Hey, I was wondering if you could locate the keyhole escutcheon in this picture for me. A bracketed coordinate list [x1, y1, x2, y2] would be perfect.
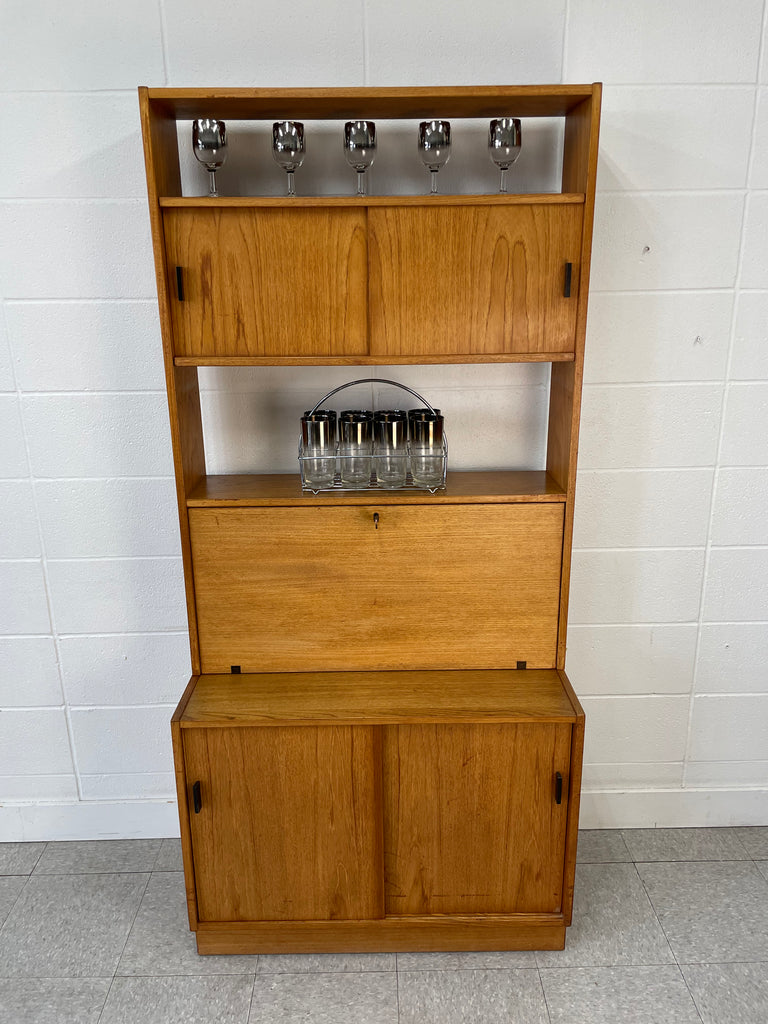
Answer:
[373, 512, 379, 530]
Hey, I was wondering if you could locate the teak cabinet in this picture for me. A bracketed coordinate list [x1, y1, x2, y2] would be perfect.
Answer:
[140, 84, 601, 954]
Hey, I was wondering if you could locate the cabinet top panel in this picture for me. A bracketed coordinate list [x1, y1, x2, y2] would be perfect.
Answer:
[180, 669, 579, 727]
[141, 84, 599, 121]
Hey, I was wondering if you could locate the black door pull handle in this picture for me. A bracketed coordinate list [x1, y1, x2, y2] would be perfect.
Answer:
[192, 780, 202, 814]
[555, 772, 563, 805]
[563, 262, 573, 298]
[175, 266, 184, 302]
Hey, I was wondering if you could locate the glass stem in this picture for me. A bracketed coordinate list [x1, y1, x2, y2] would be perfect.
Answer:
[357, 170, 366, 196]
[499, 167, 508, 194]
[207, 169, 218, 198]
[430, 169, 438, 195]
[287, 170, 296, 196]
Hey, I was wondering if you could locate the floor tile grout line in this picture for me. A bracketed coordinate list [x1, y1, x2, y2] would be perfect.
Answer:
[631, 857, 754, 865]
[28, 842, 48, 875]
[395, 959, 401, 1023]
[531, 960, 725, 970]
[110, 872, 152, 984]
[29, 868, 169, 877]
[536, 965, 553, 1024]
[246, 969, 258, 1024]
[95, 974, 117, 1024]
[675, 962, 707, 1024]
[150, 840, 163, 873]
[0, 873, 33, 940]
[634, 861, 682, 973]
[109, 970, 258, 978]
[189, 960, 768, 974]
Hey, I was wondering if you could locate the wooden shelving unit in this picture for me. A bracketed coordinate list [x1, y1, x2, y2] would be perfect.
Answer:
[140, 83, 601, 954]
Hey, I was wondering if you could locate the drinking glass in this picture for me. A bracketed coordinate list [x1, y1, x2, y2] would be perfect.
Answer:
[344, 120, 376, 196]
[192, 119, 227, 197]
[374, 410, 408, 488]
[301, 410, 337, 490]
[488, 117, 521, 194]
[409, 411, 445, 489]
[272, 121, 305, 196]
[339, 410, 373, 488]
[418, 120, 451, 194]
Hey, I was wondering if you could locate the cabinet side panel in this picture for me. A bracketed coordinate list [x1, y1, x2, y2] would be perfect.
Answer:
[171, 675, 200, 931]
[184, 725, 382, 922]
[164, 208, 369, 357]
[552, 89, 600, 667]
[558, 670, 585, 925]
[383, 723, 571, 915]
[369, 205, 582, 357]
[140, 92, 204, 673]
[562, 95, 593, 194]
[173, 366, 204, 672]
[189, 504, 564, 672]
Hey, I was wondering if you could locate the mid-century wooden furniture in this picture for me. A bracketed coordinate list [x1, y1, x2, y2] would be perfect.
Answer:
[139, 84, 601, 954]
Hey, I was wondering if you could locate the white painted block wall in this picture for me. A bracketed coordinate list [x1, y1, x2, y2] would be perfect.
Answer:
[1, 0, 766, 839]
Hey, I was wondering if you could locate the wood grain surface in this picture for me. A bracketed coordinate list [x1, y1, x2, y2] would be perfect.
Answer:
[184, 725, 382, 922]
[555, 86, 601, 667]
[171, 675, 201, 930]
[164, 207, 368, 357]
[185, 470, 566, 507]
[383, 722, 571, 915]
[139, 88, 205, 673]
[369, 204, 582, 356]
[179, 669, 579, 727]
[159, 194, 585, 208]
[188, 503, 564, 672]
[174, 352, 575, 367]
[145, 84, 597, 121]
[195, 915, 566, 954]
[558, 669, 586, 925]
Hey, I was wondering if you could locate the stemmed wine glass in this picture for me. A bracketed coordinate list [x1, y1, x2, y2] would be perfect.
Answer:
[344, 120, 376, 196]
[488, 117, 521, 193]
[272, 121, 305, 196]
[418, 120, 451, 194]
[192, 119, 227, 198]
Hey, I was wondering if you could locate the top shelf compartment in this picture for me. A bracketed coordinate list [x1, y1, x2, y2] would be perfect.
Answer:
[141, 84, 601, 201]
[140, 85, 601, 365]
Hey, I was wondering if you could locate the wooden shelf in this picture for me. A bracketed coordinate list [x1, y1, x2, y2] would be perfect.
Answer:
[145, 84, 597, 121]
[186, 470, 566, 507]
[160, 194, 585, 208]
[180, 669, 579, 728]
[176, 353, 575, 366]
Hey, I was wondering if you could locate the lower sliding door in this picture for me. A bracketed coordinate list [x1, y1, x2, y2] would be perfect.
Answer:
[383, 722, 572, 915]
[184, 725, 383, 922]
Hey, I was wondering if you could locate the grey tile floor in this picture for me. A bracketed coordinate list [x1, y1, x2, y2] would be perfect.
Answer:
[0, 828, 766, 1022]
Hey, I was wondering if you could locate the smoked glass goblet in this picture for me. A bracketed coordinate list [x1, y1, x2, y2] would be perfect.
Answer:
[418, 120, 451, 194]
[192, 119, 227, 197]
[344, 120, 376, 196]
[488, 117, 521, 194]
[272, 121, 305, 196]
